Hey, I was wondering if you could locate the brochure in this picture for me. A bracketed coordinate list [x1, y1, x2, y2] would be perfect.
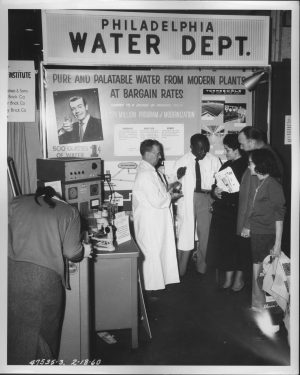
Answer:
[215, 166, 240, 193]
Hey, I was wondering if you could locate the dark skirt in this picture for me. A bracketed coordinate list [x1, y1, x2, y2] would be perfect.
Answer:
[206, 211, 239, 270]
[7, 258, 65, 365]
[206, 211, 252, 272]
[251, 233, 276, 263]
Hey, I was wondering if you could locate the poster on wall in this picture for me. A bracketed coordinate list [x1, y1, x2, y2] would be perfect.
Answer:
[53, 88, 103, 145]
[114, 123, 184, 156]
[200, 86, 249, 158]
[43, 68, 253, 195]
[7, 61, 36, 123]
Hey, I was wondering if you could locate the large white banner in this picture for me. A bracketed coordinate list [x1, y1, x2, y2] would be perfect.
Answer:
[43, 68, 253, 161]
[43, 67, 253, 197]
[42, 10, 269, 66]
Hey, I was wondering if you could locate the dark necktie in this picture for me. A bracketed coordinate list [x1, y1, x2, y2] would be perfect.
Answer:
[195, 157, 202, 192]
[79, 122, 84, 142]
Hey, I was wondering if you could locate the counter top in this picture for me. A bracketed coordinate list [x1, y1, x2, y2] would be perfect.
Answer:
[94, 237, 140, 259]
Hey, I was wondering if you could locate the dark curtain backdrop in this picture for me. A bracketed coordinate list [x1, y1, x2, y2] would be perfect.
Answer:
[7, 109, 43, 202]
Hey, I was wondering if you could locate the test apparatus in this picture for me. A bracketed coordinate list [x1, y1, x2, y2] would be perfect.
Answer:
[36, 157, 105, 363]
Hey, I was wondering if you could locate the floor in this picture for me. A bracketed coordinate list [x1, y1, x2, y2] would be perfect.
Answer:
[91, 259, 290, 369]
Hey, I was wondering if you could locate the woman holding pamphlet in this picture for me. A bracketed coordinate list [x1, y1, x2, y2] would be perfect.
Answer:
[206, 133, 248, 291]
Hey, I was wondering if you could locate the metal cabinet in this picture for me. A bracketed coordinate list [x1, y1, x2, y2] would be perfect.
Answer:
[94, 239, 139, 348]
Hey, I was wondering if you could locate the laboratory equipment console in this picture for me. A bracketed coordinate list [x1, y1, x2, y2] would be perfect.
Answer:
[36, 157, 140, 363]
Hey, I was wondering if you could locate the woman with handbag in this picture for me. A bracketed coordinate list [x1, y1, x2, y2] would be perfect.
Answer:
[247, 148, 286, 311]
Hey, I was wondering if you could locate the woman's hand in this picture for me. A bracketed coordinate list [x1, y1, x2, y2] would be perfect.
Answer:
[270, 244, 281, 258]
[241, 228, 250, 238]
[213, 186, 223, 199]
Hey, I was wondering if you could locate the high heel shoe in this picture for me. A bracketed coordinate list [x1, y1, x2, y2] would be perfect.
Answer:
[217, 282, 232, 291]
[231, 281, 245, 292]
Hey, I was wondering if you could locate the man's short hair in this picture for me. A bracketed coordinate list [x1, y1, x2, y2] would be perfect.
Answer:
[190, 133, 210, 153]
[239, 126, 267, 144]
[140, 139, 161, 156]
[69, 96, 87, 106]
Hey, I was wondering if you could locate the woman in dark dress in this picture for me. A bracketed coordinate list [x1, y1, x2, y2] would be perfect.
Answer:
[206, 133, 248, 291]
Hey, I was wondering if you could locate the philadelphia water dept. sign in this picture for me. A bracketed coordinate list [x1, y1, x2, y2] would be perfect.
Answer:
[42, 10, 269, 66]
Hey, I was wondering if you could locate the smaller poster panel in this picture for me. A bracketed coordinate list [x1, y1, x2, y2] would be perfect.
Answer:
[114, 123, 184, 156]
[52, 88, 103, 145]
[284, 115, 291, 145]
[200, 85, 250, 159]
[201, 97, 225, 122]
[7, 61, 35, 122]
[224, 103, 247, 124]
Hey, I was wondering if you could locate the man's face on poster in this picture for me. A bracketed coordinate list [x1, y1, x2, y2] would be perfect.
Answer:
[70, 97, 88, 122]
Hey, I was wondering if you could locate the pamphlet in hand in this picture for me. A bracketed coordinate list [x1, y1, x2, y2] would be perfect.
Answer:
[215, 166, 240, 193]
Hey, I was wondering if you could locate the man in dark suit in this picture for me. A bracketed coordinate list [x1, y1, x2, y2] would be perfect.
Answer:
[58, 95, 103, 144]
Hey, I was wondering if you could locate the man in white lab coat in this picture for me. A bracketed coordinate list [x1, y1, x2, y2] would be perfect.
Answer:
[174, 134, 221, 277]
[132, 139, 182, 291]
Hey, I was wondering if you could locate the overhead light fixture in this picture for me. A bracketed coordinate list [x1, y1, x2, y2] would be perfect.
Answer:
[25, 28, 34, 32]
[243, 70, 268, 91]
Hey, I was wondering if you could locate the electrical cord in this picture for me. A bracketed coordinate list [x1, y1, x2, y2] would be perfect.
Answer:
[106, 178, 114, 202]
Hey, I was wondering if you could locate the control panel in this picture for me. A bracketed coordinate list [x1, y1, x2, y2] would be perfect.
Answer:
[36, 157, 101, 182]
[63, 180, 101, 212]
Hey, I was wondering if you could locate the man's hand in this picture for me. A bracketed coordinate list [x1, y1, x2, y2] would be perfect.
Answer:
[169, 184, 183, 201]
[62, 116, 74, 132]
[168, 181, 182, 193]
[170, 191, 184, 202]
[177, 166, 187, 179]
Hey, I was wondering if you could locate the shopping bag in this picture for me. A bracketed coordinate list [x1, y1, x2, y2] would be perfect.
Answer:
[261, 252, 290, 312]
[256, 256, 282, 315]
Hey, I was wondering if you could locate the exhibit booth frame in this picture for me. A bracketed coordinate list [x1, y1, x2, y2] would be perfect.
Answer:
[38, 9, 272, 363]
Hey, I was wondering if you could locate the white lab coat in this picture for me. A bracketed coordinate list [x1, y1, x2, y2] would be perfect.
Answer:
[173, 152, 221, 251]
[132, 160, 180, 290]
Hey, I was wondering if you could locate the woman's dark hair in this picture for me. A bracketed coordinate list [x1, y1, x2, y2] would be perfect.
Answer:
[190, 133, 210, 153]
[34, 186, 57, 208]
[223, 133, 240, 150]
[249, 148, 280, 177]
[140, 139, 161, 155]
